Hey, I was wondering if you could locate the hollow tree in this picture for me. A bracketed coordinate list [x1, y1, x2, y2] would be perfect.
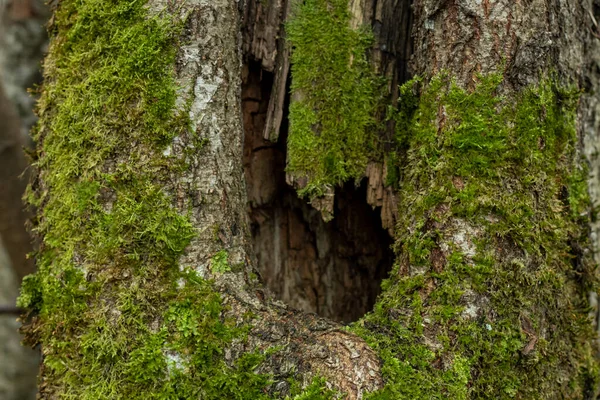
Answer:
[19, 0, 600, 398]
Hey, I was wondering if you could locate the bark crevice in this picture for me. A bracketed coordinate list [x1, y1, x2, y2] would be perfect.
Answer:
[242, 60, 394, 323]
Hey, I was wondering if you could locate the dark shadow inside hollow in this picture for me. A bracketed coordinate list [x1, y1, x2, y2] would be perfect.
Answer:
[242, 60, 394, 323]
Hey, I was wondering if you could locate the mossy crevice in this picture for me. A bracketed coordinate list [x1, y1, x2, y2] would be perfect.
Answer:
[351, 73, 600, 398]
[286, 0, 384, 201]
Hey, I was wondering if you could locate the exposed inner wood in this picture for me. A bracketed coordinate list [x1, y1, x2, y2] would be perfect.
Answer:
[242, 61, 394, 323]
[242, 0, 291, 142]
[240, 0, 414, 323]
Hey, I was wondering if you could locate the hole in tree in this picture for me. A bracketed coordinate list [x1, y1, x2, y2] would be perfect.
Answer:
[242, 60, 394, 323]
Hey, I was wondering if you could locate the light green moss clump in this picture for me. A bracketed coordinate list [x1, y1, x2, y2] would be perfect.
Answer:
[210, 249, 232, 273]
[352, 73, 600, 398]
[286, 0, 383, 199]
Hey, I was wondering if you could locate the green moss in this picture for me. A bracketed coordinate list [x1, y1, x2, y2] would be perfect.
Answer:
[288, 378, 338, 399]
[352, 73, 599, 398]
[286, 0, 384, 199]
[210, 249, 231, 273]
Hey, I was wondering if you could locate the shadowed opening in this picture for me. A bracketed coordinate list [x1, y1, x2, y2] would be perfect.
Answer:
[242, 60, 394, 323]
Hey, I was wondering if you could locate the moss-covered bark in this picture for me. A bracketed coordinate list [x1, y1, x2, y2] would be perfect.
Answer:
[284, 0, 600, 398]
[352, 74, 599, 398]
[20, 0, 600, 398]
[18, 1, 275, 398]
[286, 0, 383, 201]
[19, 0, 381, 398]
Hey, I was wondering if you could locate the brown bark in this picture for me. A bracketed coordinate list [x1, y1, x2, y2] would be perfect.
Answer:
[411, 0, 590, 88]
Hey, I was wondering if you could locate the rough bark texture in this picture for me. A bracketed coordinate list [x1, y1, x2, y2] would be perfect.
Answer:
[20, 0, 600, 399]
[21, 0, 381, 398]
[411, 0, 588, 89]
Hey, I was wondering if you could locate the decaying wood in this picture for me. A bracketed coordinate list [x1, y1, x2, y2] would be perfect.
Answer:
[365, 162, 398, 235]
[242, 56, 394, 325]
[242, 0, 291, 142]
[244, 0, 412, 229]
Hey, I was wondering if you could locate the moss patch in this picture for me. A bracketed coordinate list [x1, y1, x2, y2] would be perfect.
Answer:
[352, 73, 599, 398]
[210, 249, 231, 273]
[286, 0, 384, 199]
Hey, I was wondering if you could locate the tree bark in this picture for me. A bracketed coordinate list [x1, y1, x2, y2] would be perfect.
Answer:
[20, 0, 600, 399]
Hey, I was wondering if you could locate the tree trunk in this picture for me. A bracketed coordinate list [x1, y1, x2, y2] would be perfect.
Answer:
[19, 0, 600, 399]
